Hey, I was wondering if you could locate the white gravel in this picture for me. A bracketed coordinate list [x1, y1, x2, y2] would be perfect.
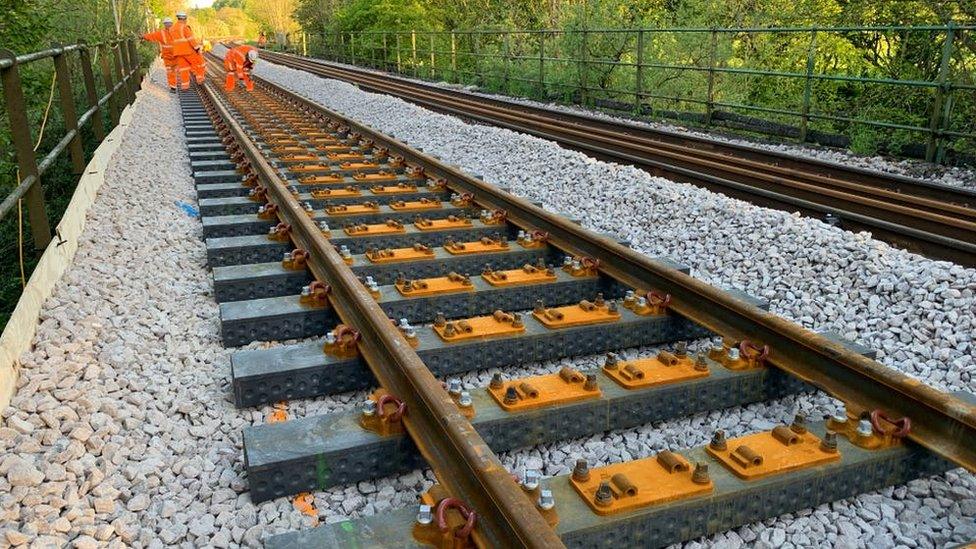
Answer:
[295, 54, 976, 191]
[241, 50, 976, 547]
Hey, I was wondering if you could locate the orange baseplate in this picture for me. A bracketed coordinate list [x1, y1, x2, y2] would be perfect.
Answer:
[310, 187, 362, 198]
[370, 183, 419, 194]
[488, 368, 600, 411]
[481, 263, 558, 287]
[388, 199, 442, 211]
[343, 220, 405, 236]
[326, 203, 380, 215]
[533, 300, 620, 328]
[351, 170, 395, 181]
[433, 311, 524, 342]
[299, 174, 344, 184]
[571, 451, 713, 515]
[603, 351, 709, 389]
[415, 216, 473, 231]
[365, 244, 435, 264]
[706, 426, 840, 480]
[444, 237, 509, 255]
[395, 273, 474, 297]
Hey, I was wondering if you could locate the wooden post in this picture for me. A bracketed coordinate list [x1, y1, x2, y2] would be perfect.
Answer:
[503, 32, 511, 92]
[411, 30, 418, 77]
[98, 43, 120, 125]
[383, 33, 389, 71]
[78, 41, 106, 141]
[52, 43, 86, 174]
[579, 29, 588, 105]
[451, 32, 457, 83]
[429, 34, 435, 79]
[538, 32, 545, 97]
[0, 49, 52, 249]
[396, 33, 402, 73]
[635, 30, 644, 114]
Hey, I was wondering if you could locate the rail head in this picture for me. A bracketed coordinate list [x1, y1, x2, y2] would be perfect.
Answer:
[198, 77, 565, 548]
[247, 75, 976, 474]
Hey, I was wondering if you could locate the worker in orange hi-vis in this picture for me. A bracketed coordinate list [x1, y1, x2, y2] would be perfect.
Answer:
[170, 12, 204, 89]
[142, 17, 177, 92]
[224, 45, 259, 92]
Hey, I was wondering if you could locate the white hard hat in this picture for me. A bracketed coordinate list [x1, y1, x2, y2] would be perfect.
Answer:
[247, 49, 259, 62]
[162, 17, 173, 25]
[176, 12, 187, 19]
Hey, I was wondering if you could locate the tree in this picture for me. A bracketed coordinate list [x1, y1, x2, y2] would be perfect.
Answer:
[247, 0, 299, 41]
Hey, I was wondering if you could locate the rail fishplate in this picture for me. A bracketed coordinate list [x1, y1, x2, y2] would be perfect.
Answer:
[433, 310, 525, 342]
[706, 422, 840, 480]
[343, 219, 406, 236]
[365, 244, 435, 264]
[532, 297, 620, 328]
[310, 187, 362, 199]
[395, 272, 474, 297]
[415, 216, 473, 231]
[481, 262, 557, 287]
[571, 450, 712, 515]
[388, 199, 442, 211]
[326, 202, 380, 215]
[444, 236, 509, 255]
[602, 350, 710, 389]
[487, 367, 600, 411]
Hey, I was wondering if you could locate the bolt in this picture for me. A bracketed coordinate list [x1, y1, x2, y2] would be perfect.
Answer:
[584, 374, 598, 391]
[503, 386, 519, 405]
[434, 312, 447, 328]
[857, 418, 874, 437]
[625, 289, 635, 300]
[538, 489, 555, 510]
[447, 378, 462, 396]
[692, 462, 710, 484]
[512, 313, 524, 328]
[595, 293, 605, 307]
[517, 230, 526, 240]
[416, 504, 433, 525]
[607, 300, 618, 313]
[534, 299, 545, 314]
[694, 353, 709, 372]
[832, 403, 848, 424]
[710, 430, 727, 451]
[563, 256, 573, 266]
[636, 296, 647, 308]
[727, 347, 740, 361]
[604, 352, 619, 369]
[572, 459, 590, 482]
[361, 399, 376, 417]
[300, 285, 311, 297]
[324, 332, 336, 345]
[490, 373, 504, 390]
[571, 260, 582, 271]
[458, 391, 472, 408]
[522, 470, 541, 491]
[791, 413, 807, 434]
[674, 341, 688, 358]
[821, 431, 838, 453]
[711, 342, 724, 354]
[282, 252, 291, 262]
[267, 226, 276, 235]
[595, 481, 614, 507]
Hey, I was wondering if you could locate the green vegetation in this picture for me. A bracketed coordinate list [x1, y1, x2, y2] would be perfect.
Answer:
[292, 0, 976, 163]
[0, 0, 155, 329]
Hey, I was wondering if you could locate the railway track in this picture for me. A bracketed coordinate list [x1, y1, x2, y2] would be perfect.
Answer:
[181, 56, 976, 547]
[254, 48, 976, 268]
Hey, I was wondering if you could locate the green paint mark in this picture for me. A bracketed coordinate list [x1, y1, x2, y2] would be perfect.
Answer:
[316, 454, 332, 490]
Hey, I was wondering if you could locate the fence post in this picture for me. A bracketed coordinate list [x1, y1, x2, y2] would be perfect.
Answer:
[127, 39, 143, 87]
[52, 42, 86, 175]
[705, 29, 717, 126]
[926, 23, 955, 163]
[302, 32, 307, 57]
[78, 41, 106, 142]
[473, 33, 481, 86]
[382, 33, 389, 71]
[635, 29, 644, 114]
[97, 43, 120, 125]
[350, 33, 356, 65]
[0, 49, 52, 249]
[579, 29, 588, 105]
[799, 30, 818, 143]
[396, 33, 402, 73]
[451, 32, 457, 83]
[429, 34, 435, 79]
[538, 32, 545, 97]
[503, 32, 511, 92]
[411, 30, 418, 77]
[115, 42, 133, 105]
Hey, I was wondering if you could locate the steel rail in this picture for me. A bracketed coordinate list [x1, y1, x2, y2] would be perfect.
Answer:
[255, 51, 976, 265]
[198, 75, 564, 548]
[243, 73, 976, 474]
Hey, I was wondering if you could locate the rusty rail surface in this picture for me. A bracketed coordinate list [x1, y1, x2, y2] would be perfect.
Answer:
[255, 49, 976, 267]
[198, 73, 565, 548]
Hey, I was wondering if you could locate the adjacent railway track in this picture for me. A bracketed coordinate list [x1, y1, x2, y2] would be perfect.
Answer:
[254, 49, 976, 267]
[182, 55, 976, 547]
